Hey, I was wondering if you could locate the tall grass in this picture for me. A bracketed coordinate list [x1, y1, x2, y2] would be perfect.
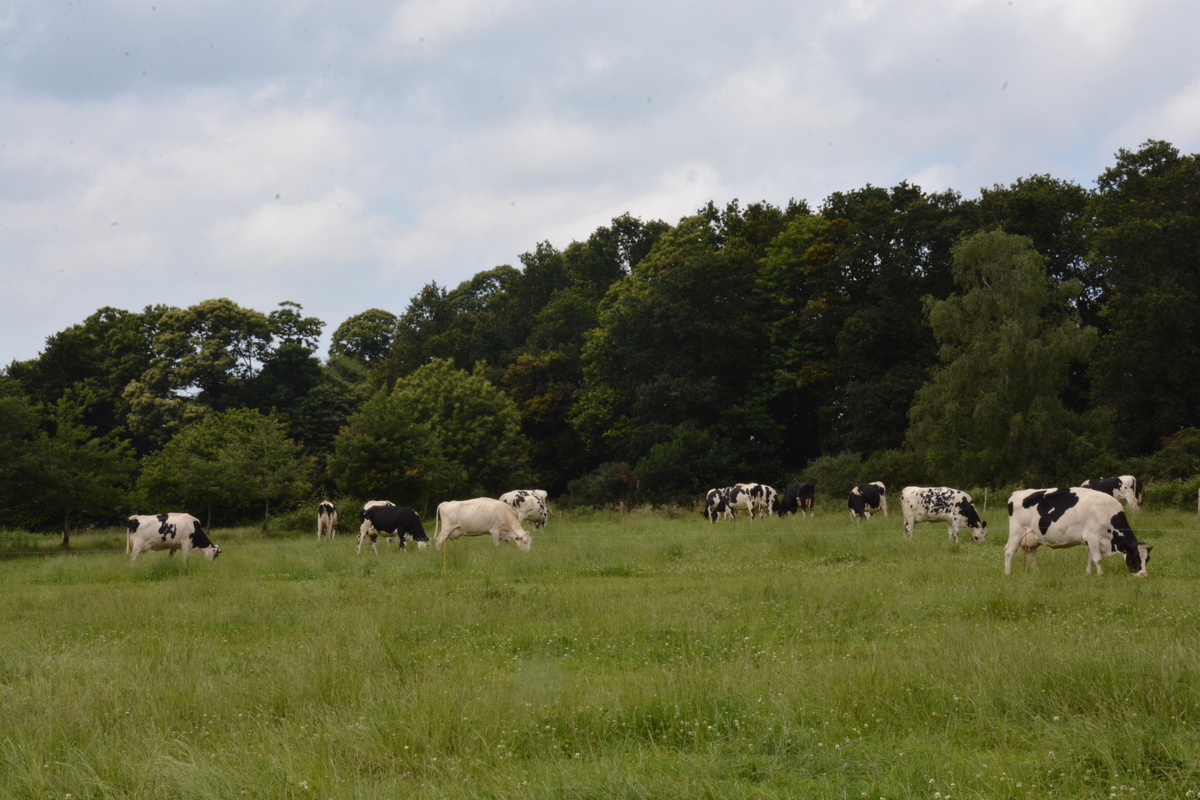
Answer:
[1, 508, 1198, 798]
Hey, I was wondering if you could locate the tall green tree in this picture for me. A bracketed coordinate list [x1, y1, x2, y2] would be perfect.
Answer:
[802, 183, 972, 455]
[906, 230, 1102, 485]
[327, 389, 462, 507]
[138, 408, 312, 528]
[329, 309, 399, 364]
[1088, 140, 1200, 454]
[0, 379, 135, 543]
[392, 359, 532, 496]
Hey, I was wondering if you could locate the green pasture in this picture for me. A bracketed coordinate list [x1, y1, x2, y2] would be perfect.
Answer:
[2, 508, 1199, 799]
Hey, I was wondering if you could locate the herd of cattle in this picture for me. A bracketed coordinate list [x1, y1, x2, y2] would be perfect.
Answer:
[125, 474, 1152, 577]
[702, 474, 1150, 577]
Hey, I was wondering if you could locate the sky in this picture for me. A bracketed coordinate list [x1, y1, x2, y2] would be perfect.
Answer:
[3, 0, 1199, 365]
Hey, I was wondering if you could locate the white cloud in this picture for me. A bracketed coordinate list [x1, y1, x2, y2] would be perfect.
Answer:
[385, 0, 519, 47]
[3, 0, 1200, 363]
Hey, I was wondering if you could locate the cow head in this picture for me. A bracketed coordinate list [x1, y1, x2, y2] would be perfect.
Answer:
[970, 520, 988, 542]
[202, 544, 222, 561]
[513, 528, 532, 551]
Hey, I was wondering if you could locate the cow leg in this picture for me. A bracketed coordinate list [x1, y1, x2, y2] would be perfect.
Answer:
[1003, 536, 1019, 574]
[1086, 540, 1103, 575]
[129, 541, 144, 563]
[903, 518, 914, 539]
[356, 530, 366, 555]
[947, 524, 958, 543]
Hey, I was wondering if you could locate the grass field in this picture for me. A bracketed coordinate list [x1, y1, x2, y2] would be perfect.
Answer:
[2, 507, 1199, 799]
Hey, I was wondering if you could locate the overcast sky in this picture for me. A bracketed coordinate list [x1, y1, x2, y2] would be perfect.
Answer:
[3, 0, 1198, 365]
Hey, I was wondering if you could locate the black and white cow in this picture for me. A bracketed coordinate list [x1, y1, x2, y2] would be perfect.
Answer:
[1079, 475, 1143, 511]
[782, 482, 815, 517]
[126, 513, 221, 563]
[703, 487, 732, 523]
[848, 482, 887, 520]
[725, 483, 763, 519]
[900, 486, 987, 542]
[759, 484, 780, 516]
[1005, 487, 1151, 577]
[498, 489, 549, 530]
[317, 500, 337, 540]
[358, 502, 429, 554]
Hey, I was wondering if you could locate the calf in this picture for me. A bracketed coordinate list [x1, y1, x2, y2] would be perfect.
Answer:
[434, 497, 531, 550]
[848, 482, 887, 520]
[900, 486, 987, 542]
[1005, 487, 1151, 576]
[1079, 475, 1143, 511]
[358, 503, 429, 555]
[498, 489, 549, 530]
[126, 513, 221, 563]
[317, 501, 337, 540]
[782, 482, 815, 517]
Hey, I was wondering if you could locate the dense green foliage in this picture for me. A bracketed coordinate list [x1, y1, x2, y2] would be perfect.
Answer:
[2, 510, 1199, 799]
[4, 140, 1200, 531]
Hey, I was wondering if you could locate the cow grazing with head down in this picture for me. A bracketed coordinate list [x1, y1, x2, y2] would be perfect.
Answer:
[1005, 487, 1151, 577]
[703, 488, 732, 523]
[848, 482, 887, 520]
[126, 513, 221, 563]
[434, 498, 531, 550]
[317, 501, 337, 540]
[358, 503, 429, 555]
[1079, 475, 1144, 511]
[901, 486, 987, 542]
[498, 489, 549, 530]
[782, 482, 815, 517]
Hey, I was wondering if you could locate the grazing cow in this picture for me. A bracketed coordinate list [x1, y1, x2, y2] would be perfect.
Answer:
[900, 486, 987, 542]
[782, 482, 815, 517]
[1079, 475, 1144, 511]
[317, 501, 337, 540]
[126, 513, 221, 563]
[759, 485, 780, 516]
[499, 489, 549, 530]
[703, 487, 732, 523]
[358, 503, 429, 554]
[1005, 487, 1151, 577]
[725, 483, 763, 519]
[434, 498, 531, 550]
[848, 482, 887, 520]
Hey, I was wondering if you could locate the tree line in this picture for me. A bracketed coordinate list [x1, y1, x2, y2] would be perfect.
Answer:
[3, 140, 1199, 539]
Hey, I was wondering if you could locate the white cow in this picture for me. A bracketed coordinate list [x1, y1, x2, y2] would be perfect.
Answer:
[901, 486, 987, 542]
[1005, 487, 1151, 577]
[126, 513, 221, 563]
[317, 501, 337, 540]
[434, 498, 531, 550]
[499, 489, 549, 530]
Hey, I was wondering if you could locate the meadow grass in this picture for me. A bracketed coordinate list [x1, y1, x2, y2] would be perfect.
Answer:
[2, 507, 1199, 799]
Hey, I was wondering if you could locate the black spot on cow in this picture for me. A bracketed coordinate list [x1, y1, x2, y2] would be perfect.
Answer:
[1022, 488, 1080, 534]
[956, 497, 985, 530]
